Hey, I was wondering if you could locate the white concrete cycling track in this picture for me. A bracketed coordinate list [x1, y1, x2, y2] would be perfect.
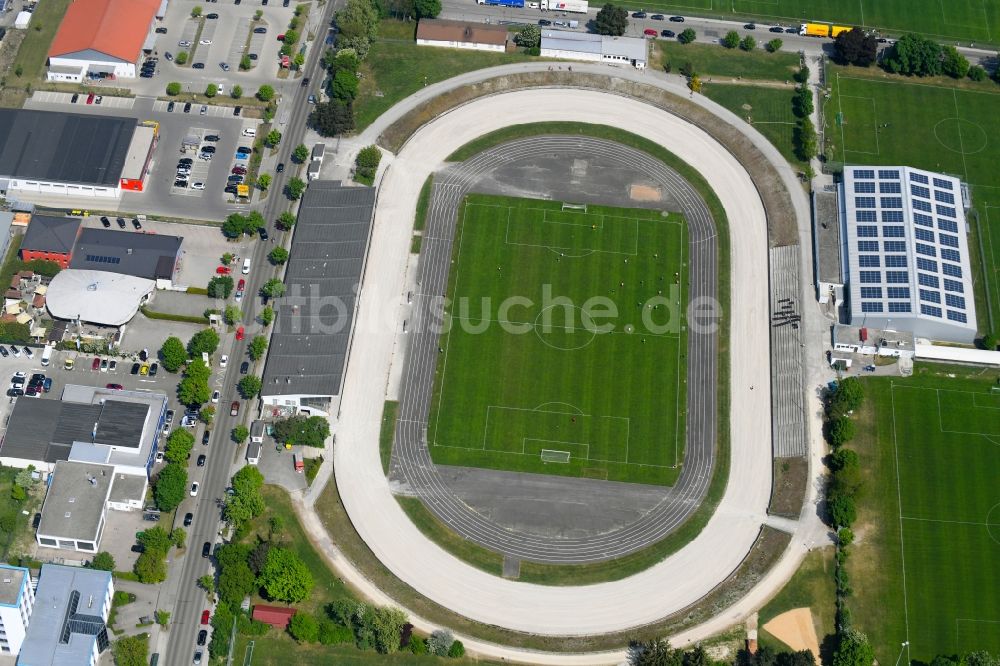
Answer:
[333, 88, 772, 637]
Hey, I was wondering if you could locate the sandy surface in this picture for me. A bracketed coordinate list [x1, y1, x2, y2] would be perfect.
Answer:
[763, 608, 821, 659]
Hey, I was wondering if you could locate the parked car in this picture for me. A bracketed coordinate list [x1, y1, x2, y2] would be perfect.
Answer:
[131, 362, 141, 375]
[193, 62, 205, 69]
[100, 216, 111, 227]
[206, 12, 218, 18]
[174, 179, 189, 188]
[178, 40, 192, 47]
[92, 358, 101, 371]
[632, 11, 646, 18]
[669, 15, 685, 22]
[232, 165, 247, 175]
[86, 93, 95, 104]
[253, 26, 267, 33]
[184, 102, 192, 113]
[643, 28, 657, 36]
[42, 378, 53, 393]
[203, 431, 210, 445]
[149, 363, 158, 376]
[71, 93, 79, 103]
[197, 455, 206, 467]
[230, 401, 240, 416]
[201, 542, 211, 557]
[744, 23, 756, 29]
[211, 390, 220, 404]
[201, 610, 210, 624]
[233, 106, 242, 116]
[769, 26, 784, 33]
[106, 383, 124, 390]
[117, 217, 126, 228]
[190, 482, 199, 497]
[155, 26, 167, 33]
[184, 513, 194, 527]
[240, 361, 250, 375]
[216, 266, 231, 275]
[132, 218, 142, 229]
[651, 14, 664, 20]
[220, 354, 229, 368]
[661, 29, 675, 37]
[10, 346, 20, 358]
[538, 19, 551, 26]
[165, 52, 174, 61]
[197, 630, 208, 646]
[192, 182, 206, 190]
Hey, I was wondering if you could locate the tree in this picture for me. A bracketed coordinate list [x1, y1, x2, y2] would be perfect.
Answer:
[979, 333, 997, 350]
[249, 335, 268, 360]
[191, 5, 202, 17]
[828, 491, 857, 529]
[941, 45, 970, 78]
[232, 424, 250, 444]
[283, 29, 299, 45]
[277, 211, 297, 230]
[178, 359, 212, 406]
[269, 246, 289, 264]
[166, 81, 182, 96]
[793, 65, 810, 83]
[218, 560, 255, 607]
[740, 35, 756, 51]
[170, 527, 186, 549]
[224, 493, 263, 525]
[765, 38, 783, 53]
[13, 465, 36, 489]
[188, 328, 220, 357]
[289, 613, 320, 642]
[331, 69, 359, 102]
[154, 463, 188, 511]
[224, 305, 242, 326]
[260, 307, 275, 327]
[257, 173, 272, 191]
[223, 212, 254, 238]
[10, 486, 25, 502]
[112, 634, 148, 666]
[165, 429, 195, 465]
[829, 447, 862, 494]
[265, 129, 282, 147]
[515, 24, 540, 48]
[261, 278, 286, 300]
[293, 52, 305, 70]
[833, 629, 874, 666]
[793, 117, 818, 161]
[722, 30, 740, 49]
[793, 85, 814, 117]
[200, 406, 215, 425]
[139, 526, 173, 555]
[827, 416, 856, 447]
[293, 144, 309, 163]
[677, 28, 696, 44]
[221, 252, 235, 265]
[205, 83, 217, 98]
[231, 84, 243, 99]
[238, 375, 262, 399]
[311, 101, 355, 137]
[370, 606, 408, 653]
[176, 51, 189, 65]
[198, 574, 214, 593]
[240, 54, 252, 70]
[256, 85, 275, 102]
[159, 336, 187, 372]
[134, 549, 168, 583]
[207, 275, 234, 299]
[335, 0, 380, 59]
[254, 8, 263, 19]
[883, 33, 942, 76]
[90, 551, 116, 571]
[828, 377, 864, 417]
[233, 464, 265, 496]
[428, 629, 453, 656]
[285, 177, 306, 201]
[968, 65, 988, 81]
[413, 0, 440, 18]
[834, 27, 877, 67]
[258, 547, 314, 602]
[272, 415, 330, 447]
[155, 610, 171, 627]
[355, 145, 381, 181]
[448, 640, 465, 658]
[688, 74, 703, 93]
[594, 3, 627, 36]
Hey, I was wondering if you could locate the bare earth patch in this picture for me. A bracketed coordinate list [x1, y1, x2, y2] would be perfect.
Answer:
[630, 184, 662, 201]
[763, 607, 820, 658]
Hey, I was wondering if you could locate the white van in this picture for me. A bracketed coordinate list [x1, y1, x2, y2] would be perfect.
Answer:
[40, 344, 53, 367]
[242, 258, 251, 274]
[242, 127, 256, 138]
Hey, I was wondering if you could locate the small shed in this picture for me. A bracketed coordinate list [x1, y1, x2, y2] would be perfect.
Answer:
[252, 605, 296, 629]
[246, 440, 262, 465]
[307, 161, 320, 182]
[250, 420, 264, 443]
[311, 144, 325, 162]
[14, 11, 31, 29]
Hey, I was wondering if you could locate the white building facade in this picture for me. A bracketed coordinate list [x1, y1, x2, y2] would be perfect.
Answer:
[0, 565, 35, 656]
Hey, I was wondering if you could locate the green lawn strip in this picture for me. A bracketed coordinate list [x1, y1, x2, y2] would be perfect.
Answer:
[847, 365, 1000, 663]
[9, 0, 72, 82]
[395, 496, 504, 576]
[232, 633, 496, 664]
[658, 41, 800, 81]
[757, 549, 836, 650]
[410, 235, 422, 254]
[703, 84, 806, 170]
[379, 400, 399, 476]
[412, 175, 433, 231]
[139, 307, 209, 324]
[0, 234, 24, 290]
[0, 467, 41, 561]
[600, 0, 999, 45]
[825, 65, 1000, 332]
[354, 20, 534, 130]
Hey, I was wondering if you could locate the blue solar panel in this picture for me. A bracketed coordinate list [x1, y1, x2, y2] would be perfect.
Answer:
[913, 213, 934, 227]
[917, 257, 938, 272]
[881, 197, 903, 209]
[881, 210, 904, 222]
[943, 279, 963, 293]
[855, 197, 876, 208]
[934, 190, 955, 204]
[883, 226, 905, 237]
[878, 169, 900, 179]
[887, 287, 910, 299]
[921, 304, 942, 317]
[913, 199, 932, 212]
[910, 172, 929, 184]
[918, 273, 939, 288]
[941, 249, 960, 262]
[942, 263, 962, 278]
[862, 301, 883, 313]
[880, 182, 901, 193]
[911, 184, 930, 199]
[860, 271, 881, 284]
[915, 244, 936, 258]
[861, 287, 883, 298]
[936, 205, 956, 218]
[859, 255, 881, 267]
[947, 310, 967, 323]
[939, 234, 959, 248]
[855, 169, 875, 179]
[938, 219, 958, 233]
[933, 177, 953, 190]
[945, 293, 965, 309]
[854, 181, 876, 193]
[889, 302, 911, 313]
[858, 241, 879, 252]
[914, 228, 934, 242]
[884, 241, 906, 252]
[886, 255, 908, 267]
[856, 210, 877, 222]
[920, 289, 940, 304]
[857, 225, 878, 237]
[886, 271, 909, 283]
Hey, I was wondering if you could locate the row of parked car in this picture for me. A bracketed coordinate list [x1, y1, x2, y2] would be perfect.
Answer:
[8, 372, 50, 398]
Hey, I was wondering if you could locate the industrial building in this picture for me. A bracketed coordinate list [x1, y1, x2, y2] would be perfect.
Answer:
[261, 182, 376, 417]
[19, 215, 81, 268]
[69, 227, 182, 284]
[540, 30, 647, 69]
[0, 109, 154, 201]
[18, 564, 112, 666]
[46, 0, 160, 82]
[46, 270, 155, 327]
[416, 19, 508, 52]
[0, 564, 35, 657]
[839, 166, 976, 343]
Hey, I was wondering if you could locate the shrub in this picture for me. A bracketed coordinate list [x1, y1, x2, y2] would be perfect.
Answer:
[288, 613, 319, 642]
[765, 38, 783, 53]
[448, 640, 465, 658]
[677, 28, 696, 44]
[231, 84, 243, 99]
[205, 83, 217, 98]
[256, 85, 275, 102]
[428, 629, 454, 656]
[176, 51, 189, 65]
[721, 31, 739, 49]
[793, 65, 810, 83]
[166, 82, 182, 96]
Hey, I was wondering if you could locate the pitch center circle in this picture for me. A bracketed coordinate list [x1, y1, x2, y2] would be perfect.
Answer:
[933, 117, 988, 154]
[986, 503, 1000, 545]
[533, 304, 598, 350]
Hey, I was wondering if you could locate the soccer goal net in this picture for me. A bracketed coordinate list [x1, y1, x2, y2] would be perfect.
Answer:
[540, 449, 572, 463]
[561, 202, 587, 213]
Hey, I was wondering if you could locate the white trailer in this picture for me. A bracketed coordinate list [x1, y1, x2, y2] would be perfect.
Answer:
[541, 0, 588, 13]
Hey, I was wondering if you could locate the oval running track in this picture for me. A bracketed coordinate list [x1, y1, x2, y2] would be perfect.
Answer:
[332, 88, 771, 636]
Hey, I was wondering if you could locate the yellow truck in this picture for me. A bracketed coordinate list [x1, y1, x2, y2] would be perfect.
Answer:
[800, 23, 830, 37]
[831, 25, 852, 37]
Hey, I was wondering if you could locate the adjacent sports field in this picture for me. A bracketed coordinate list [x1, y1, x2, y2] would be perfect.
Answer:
[606, 0, 1000, 43]
[847, 370, 1000, 663]
[427, 194, 687, 486]
[827, 70, 1000, 331]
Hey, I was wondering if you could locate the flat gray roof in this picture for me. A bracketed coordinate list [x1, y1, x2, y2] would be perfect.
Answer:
[813, 190, 843, 285]
[0, 108, 136, 187]
[94, 400, 147, 449]
[107, 472, 146, 504]
[70, 228, 182, 281]
[20, 564, 111, 666]
[0, 565, 28, 607]
[37, 461, 113, 542]
[22, 215, 81, 254]
[261, 182, 376, 398]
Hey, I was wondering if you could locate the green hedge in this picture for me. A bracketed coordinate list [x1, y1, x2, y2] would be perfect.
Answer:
[140, 307, 209, 324]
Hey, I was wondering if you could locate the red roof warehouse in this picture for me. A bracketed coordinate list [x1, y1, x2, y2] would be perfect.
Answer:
[251, 605, 296, 629]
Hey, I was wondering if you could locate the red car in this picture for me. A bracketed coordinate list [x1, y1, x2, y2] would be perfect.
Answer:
[235, 326, 245, 341]
[277, 33, 285, 41]
[237, 279, 245, 291]
[106, 383, 124, 390]
[216, 266, 231, 275]
[201, 610, 210, 625]
[86, 93, 95, 104]
[643, 28, 657, 37]
[230, 401, 240, 417]
[92, 357, 101, 371]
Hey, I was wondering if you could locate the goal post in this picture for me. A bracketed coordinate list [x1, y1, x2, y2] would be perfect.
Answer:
[561, 202, 587, 212]
[540, 449, 572, 463]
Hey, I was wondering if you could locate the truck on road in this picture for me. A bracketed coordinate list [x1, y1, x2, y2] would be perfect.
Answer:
[541, 0, 589, 12]
[800, 23, 829, 37]
[477, 0, 525, 7]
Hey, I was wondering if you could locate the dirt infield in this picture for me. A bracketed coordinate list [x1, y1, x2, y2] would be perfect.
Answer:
[763, 607, 820, 658]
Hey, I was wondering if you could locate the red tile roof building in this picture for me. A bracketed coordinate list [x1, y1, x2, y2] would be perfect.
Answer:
[251, 605, 296, 629]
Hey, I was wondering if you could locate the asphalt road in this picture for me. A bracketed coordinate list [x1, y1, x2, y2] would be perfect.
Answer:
[162, 0, 340, 661]
[391, 135, 720, 563]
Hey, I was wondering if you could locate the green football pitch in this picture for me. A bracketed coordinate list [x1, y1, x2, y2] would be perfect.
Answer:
[828, 71, 1000, 332]
[604, 0, 1000, 43]
[426, 194, 687, 486]
[850, 373, 1000, 662]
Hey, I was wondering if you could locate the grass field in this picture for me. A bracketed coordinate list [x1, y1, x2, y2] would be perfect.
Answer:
[758, 549, 836, 659]
[427, 194, 687, 486]
[605, 0, 1000, 44]
[826, 69, 1000, 332]
[658, 41, 800, 81]
[704, 84, 805, 169]
[847, 368, 1000, 663]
